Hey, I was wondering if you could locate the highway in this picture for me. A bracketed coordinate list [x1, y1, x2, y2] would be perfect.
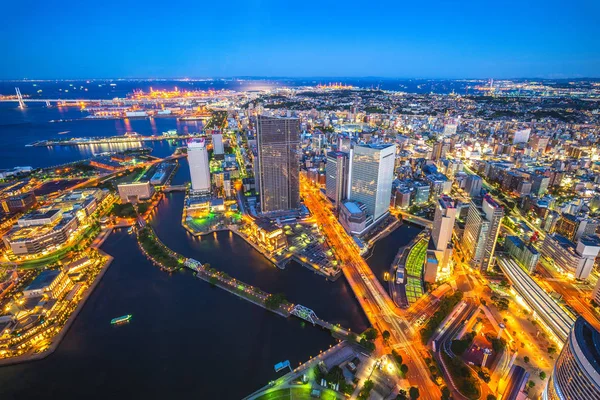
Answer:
[300, 177, 440, 399]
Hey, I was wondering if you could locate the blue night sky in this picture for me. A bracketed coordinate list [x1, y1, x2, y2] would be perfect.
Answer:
[2, 0, 599, 79]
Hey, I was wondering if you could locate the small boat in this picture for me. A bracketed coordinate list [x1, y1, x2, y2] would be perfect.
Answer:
[110, 314, 132, 325]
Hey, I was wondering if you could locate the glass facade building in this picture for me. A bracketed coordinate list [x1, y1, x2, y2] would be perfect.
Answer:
[348, 144, 395, 224]
[544, 317, 600, 400]
[256, 115, 300, 213]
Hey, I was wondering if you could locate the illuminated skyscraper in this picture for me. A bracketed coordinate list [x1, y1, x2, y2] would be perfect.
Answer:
[187, 139, 211, 193]
[432, 195, 457, 272]
[326, 151, 349, 208]
[462, 194, 504, 271]
[257, 115, 300, 213]
[348, 143, 395, 227]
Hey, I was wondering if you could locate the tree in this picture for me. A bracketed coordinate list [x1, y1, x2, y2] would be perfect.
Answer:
[397, 389, 408, 400]
[400, 364, 409, 376]
[441, 386, 451, 400]
[364, 328, 378, 341]
[391, 350, 403, 365]
[383, 330, 391, 342]
[326, 365, 345, 385]
[358, 380, 375, 400]
[528, 380, 536, 389]
[409, 387, 420, 399]
[486, 395, 497, 400]
[265, 293, 287, 310]
[540, 371, 547, 380]
[548, 345, 557, 355]
[524, 356, 530, 363]
[451, 339, 471, 355]
[359, 338, 376, 352]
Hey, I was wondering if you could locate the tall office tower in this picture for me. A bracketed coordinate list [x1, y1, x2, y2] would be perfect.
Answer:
[187, 139, 211, 193]
[430, 195, 457, 281]
[544, 317, 600, 400]
[326, 151, 349, 207]
[432, 195, 457, 252]
[348, 143, 396, 226]
[465, 175, 483, 198]
[212, 133, 224, 155]
[462, 194, 504, 271]
[257, 115, 300, 213]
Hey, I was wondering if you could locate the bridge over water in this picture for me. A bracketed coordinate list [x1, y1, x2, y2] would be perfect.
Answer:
[184, 258, 352, 339]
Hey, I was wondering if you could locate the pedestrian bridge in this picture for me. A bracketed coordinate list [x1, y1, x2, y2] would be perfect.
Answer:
[184, 259, 352, 338]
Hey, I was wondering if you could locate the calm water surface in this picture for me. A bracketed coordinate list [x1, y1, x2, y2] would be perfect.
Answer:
[0, 231, 337, 399]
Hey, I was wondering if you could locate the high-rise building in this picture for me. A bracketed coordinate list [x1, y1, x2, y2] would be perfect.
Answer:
[462, 194, 504, 271]
[212, 133, 224, 155]
[543, 317, 600, 400]
[465, 175, 482, 198]
[326, 151, 350, 207]
[432, 195, 457, 252]
[256, 115, 300, 213]
[431, 195, 457, 278]
[188, 139, 211, 193]
[348, 143, 396, 227]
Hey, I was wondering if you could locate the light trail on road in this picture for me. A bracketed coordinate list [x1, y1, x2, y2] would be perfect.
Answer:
[300, 177, 440, 399]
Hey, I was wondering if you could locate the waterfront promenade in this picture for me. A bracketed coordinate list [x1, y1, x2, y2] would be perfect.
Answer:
[244, 341, 356, 400]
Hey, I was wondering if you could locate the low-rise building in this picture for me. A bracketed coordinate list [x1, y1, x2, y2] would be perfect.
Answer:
[540, 233, 600, 280]
[1, 192, 37, 213]
[504, 236, 540, 272]
[117, 181, 154, 203]
[3, 212, 79, 255]
[251, 219, 287, 253]
[339, 201, 371, 235]
[22, 269, 73, 299]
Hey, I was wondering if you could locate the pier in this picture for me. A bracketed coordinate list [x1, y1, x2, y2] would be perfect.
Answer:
[28, 134, 198, 148]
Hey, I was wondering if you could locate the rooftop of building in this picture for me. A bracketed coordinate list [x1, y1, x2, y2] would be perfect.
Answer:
[355, 143, 395, 150]
[579, 235, 600, 247]
[24, 269, 61, 292]
[117, 181, 151, 187]
[342, 201, 364, 215]
[327, 151, 349, 158]
[19, 208, 62, 222]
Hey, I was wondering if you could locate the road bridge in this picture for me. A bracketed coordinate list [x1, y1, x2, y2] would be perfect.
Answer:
[162, 185, 187, 192]
[391, 210, 433, 228]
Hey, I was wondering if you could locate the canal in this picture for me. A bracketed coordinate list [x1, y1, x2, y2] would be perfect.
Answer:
[0, 231, 337, 399]
[149, 192, 370, 333]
